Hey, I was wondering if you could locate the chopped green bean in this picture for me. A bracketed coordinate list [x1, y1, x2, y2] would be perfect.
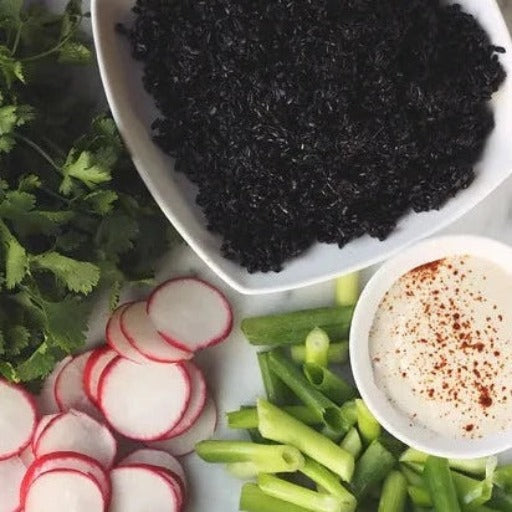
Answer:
[240, 483, 310, 512]
[304, 363, 357, 405]
[408, 486, 433, 507]
[452, 471, 492, 508]
[423, 456, 461, 512]
[488, 486, 512, 511]
[291, 342, 349, 365]
[400, 463, 424, 487]
[258, 351, 294, 404]
[305, 328, 330, 367]
[355, 399, 381, 444]
[227, 405, 321, 429]
[378, 471, 407, 512]
[340, 428, 363, 459]
[335, 273, 360, 307]
[351, 441, 396, 499]
[494, 465, 512, 491]
[241, 306, 354, 346]
[257, 399, 355, 482]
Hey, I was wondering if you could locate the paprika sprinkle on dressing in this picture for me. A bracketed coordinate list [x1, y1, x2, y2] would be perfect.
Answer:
[369, 255, 512, 439]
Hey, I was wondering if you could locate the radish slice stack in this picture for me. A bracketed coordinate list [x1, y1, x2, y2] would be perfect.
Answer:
[1, 275, 230, 510]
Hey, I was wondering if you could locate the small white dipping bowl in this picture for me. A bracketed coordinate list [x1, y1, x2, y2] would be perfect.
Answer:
[350, 235, 512, 459]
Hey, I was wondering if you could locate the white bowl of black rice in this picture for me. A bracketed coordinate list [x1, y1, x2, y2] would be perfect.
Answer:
[92, 0, 512, 294]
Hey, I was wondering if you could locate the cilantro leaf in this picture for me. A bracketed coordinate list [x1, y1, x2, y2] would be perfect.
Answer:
[58, 41, 91, 64]
[60, 149, 112, 195]
[15, 342, 56, 381]
[95, 211, 139, 258]
[0, 361, 18, 382]
[0, 219, 27, 288]
[30, 252, 100, 294]
[83, 189, 118, 215]
[5, 324, 30, 355]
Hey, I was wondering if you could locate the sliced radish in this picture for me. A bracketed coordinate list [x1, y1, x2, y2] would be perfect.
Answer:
[106, 303, 150, 364]
[37, 357, 72, 415]
[0, 380, 37, 460]
[164, 361, 207, 439]
[19, 445, 35, 467]
[121, 301, 193, 363]
[119, 448, 186, 490]
[32, 414, 61, 454]
[147, 277, 233, 352]
[24, 469, 105, 512]
[21, 452, 110, 505]
[83, 347, 118, 404]
[35, 410, 117, 469]
[99, 358, 191, 441]
[150, 397, 217, 456]
[54, 352, 101, 420]
[0, 456, 26, 512]
[109, 466, 180, 512]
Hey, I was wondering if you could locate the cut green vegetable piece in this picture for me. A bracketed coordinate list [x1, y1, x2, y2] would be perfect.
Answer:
[258, 351, 294, 404]
[227, 405, 321, 429]
[240, 483, 310, 512]
[304, 328, 330, 367]
[494, 465, 512, 491]
[355, 399, 381, 444]
[400, 448, 491, 476]
[257, 399, 355, 482]
[291, 342, 349, 365]
[258, 474, 351, 512]
[378, 471, 407, 512]
[452, 471, 492, 508]
[400, 463, 424, 487]
[267, 351, 351, 433]
[488, 486, 512, 511]
[351, 441, 396, 499]
[300, 457, 357, 508]
[340, 428, 363, 459]
[195, 441, 304, 472]
[304, 363, 357, 405]
[423, 456, 461, 512]
[378, 432, 407, 459]
[408, 486, 433, 507]
[227, 457, 301, 478]
[335, 273, 360, 307]
[241, 306, 354, 346]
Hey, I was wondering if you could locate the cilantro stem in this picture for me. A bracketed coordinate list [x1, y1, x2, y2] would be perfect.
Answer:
[11, 24, 23, 55]
[14, 134, 61, 173]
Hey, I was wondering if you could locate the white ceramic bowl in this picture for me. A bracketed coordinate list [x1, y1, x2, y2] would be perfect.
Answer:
[350, 235, 512, 458]
[92, 0, 512, 295]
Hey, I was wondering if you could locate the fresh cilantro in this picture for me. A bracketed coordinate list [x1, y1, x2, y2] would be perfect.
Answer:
[0, 0, 177, 384]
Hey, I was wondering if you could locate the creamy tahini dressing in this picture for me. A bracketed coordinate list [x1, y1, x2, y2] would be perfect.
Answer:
[370, 255, 512, 439]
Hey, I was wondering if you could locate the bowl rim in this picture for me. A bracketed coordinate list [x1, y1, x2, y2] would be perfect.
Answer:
[350, 234, 512, 459]
[91, 0, 512, 295]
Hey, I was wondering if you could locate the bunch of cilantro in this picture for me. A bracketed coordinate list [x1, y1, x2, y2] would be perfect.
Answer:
[0, 0, 176, 384]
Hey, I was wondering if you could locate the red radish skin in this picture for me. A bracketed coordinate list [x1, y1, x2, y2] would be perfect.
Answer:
[147, 277, 233, 352]
[32, 414, 61, 454]
[163, 361, 207, 439]
[119, 448, 186, 490]
[21, 451, 111, 505]
[119, 463, 184, 509]
[150, 397, 217, 456]
[19, 445, 35, 468]
[0, 456, 26, 512]
[98, 358, 191, 441]
[106, 304, 150, 364]
[23, 468, 105, 512]
[83, 348, 118, 404]
[109, 466, 180, 512]
[54, 352, 101, 420]
[121, 301, 193, 363]
[37, 356, 72, 415]
[35, 410, 117, 469]
[0, 380, 37, 461]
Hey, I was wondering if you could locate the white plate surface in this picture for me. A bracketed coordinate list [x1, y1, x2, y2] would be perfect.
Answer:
[92, 0, 512, 294]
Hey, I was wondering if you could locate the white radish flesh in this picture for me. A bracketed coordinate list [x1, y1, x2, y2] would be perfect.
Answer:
[0, 380, 37, 460]
[164, 361, 206, 439]
[32, 414, 61, 453]
[119, 448, 186, 489]
[83, 348, 118, 404]
[21, 452, 110, 504]
[109, 466, 179, 512]
[147, 277, 233, 352]
[37, 356, 71, 415]
[0, 456, 26, 512]
[54, 352, 101, 420]
[106, 304, 150, 364]
[150, 397, 217, 456]
[24, 469, 104, 512]
[121, 301, 193, 363]
[35, 410, 117, 469]
[99, 358, 191, 441]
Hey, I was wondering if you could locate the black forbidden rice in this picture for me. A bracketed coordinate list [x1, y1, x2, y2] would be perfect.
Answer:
[122, 0, 506, 273]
